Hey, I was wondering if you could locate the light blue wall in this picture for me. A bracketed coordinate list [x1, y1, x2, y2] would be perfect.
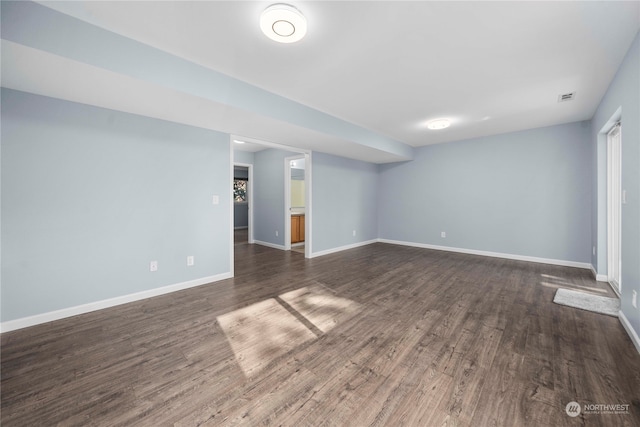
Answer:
[233, 166, 249, 180]
[591, 31, 640, 335]
[378, 122, 592, 263]
[253, 148, 297, 246]
[1, 89, 231, 322]
[233, 150, 254, 166]
[234, 204, 248, 229]
[312, 153, 379, 253]
[291, 168, 305, 180]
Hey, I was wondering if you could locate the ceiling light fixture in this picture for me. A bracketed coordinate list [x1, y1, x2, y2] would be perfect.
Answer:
[426, 119, 451, 130]
[260, 4, 307, 43]
[233, 140, 245, 144]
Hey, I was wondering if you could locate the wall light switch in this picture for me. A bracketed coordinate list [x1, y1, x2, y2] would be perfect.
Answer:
[212, 195, 220, 205]
[593, 246, 596, 256]
[275, 230, 279, 237]
[353, 230, 356, 237]
[441, 231, 446, 238]
[150, 260, 158, 272]
[187, 256, 194, 266]
[622, 190, 627, 204]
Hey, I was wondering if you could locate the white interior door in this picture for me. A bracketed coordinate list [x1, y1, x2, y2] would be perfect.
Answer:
[607, 123, 622, 293]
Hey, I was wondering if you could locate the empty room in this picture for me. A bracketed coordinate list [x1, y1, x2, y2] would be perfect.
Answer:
[2, 1, 640, 426]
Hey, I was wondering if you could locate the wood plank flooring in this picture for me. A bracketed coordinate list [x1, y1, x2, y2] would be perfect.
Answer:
[2, 240, 639, 426]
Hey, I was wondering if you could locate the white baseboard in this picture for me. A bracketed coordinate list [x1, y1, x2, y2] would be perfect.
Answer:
[309, 239, 378, 258]
[0, 272, 232, 333]
[619, 310, 640, 355]
[377, 239, 591, 270]
[253, 240, 286, 250]
[590, 265, 608, 282]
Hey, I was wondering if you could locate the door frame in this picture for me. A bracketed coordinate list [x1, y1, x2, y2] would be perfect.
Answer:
[606, 122, 622, 294]
[285, 154, 306, 252]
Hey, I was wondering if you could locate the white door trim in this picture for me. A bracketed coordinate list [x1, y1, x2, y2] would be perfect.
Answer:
[305, 152, 312, 258]
[285, 154, 306, 251]
[606, 122, 622, 293]
[229, 141, 234, 277]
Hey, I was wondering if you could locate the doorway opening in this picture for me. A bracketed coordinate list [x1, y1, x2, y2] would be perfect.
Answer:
[285, 155, 306, 254]
[607, 122, 622, 294]
[230, 135, 312, 276]
[233, 163, 253, 246]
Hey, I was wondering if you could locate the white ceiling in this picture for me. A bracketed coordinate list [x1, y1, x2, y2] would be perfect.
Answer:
[5, 1, 640, 163]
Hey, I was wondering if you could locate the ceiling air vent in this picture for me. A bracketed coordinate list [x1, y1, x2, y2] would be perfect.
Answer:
[558, 92, 576, 102]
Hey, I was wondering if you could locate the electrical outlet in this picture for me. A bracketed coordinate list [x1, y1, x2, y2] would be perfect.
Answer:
[441, 231, 446, 238]
[633, 290, 637, 309]
[187, 256, 194, 266]
[212, 195, 219, 205]
[352, 230, 356, 237]
[150, 260, 158, 272]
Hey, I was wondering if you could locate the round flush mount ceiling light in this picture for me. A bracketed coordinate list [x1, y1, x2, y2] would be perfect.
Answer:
[260, 4, 307, 43]
[426, 119, 451, 130]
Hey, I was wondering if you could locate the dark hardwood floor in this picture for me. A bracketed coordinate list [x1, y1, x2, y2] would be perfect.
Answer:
[2, 239, 639, 426]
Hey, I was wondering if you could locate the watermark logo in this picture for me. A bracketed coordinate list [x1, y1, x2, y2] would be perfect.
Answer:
[566, 401, 581, 417]
[583, 403, 630, 415]
[565, 401, 630, 416]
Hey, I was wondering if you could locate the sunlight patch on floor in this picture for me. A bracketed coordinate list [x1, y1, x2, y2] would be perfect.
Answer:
[539, 273, 610, 294]
[279, 285, 361, 333]
[217, 298, 316, 377]
[217, 286, 361, 377]
[539, 281, 608, 294]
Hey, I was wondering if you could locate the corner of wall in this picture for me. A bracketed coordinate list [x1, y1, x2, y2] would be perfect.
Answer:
[619, 310, 640, 354]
